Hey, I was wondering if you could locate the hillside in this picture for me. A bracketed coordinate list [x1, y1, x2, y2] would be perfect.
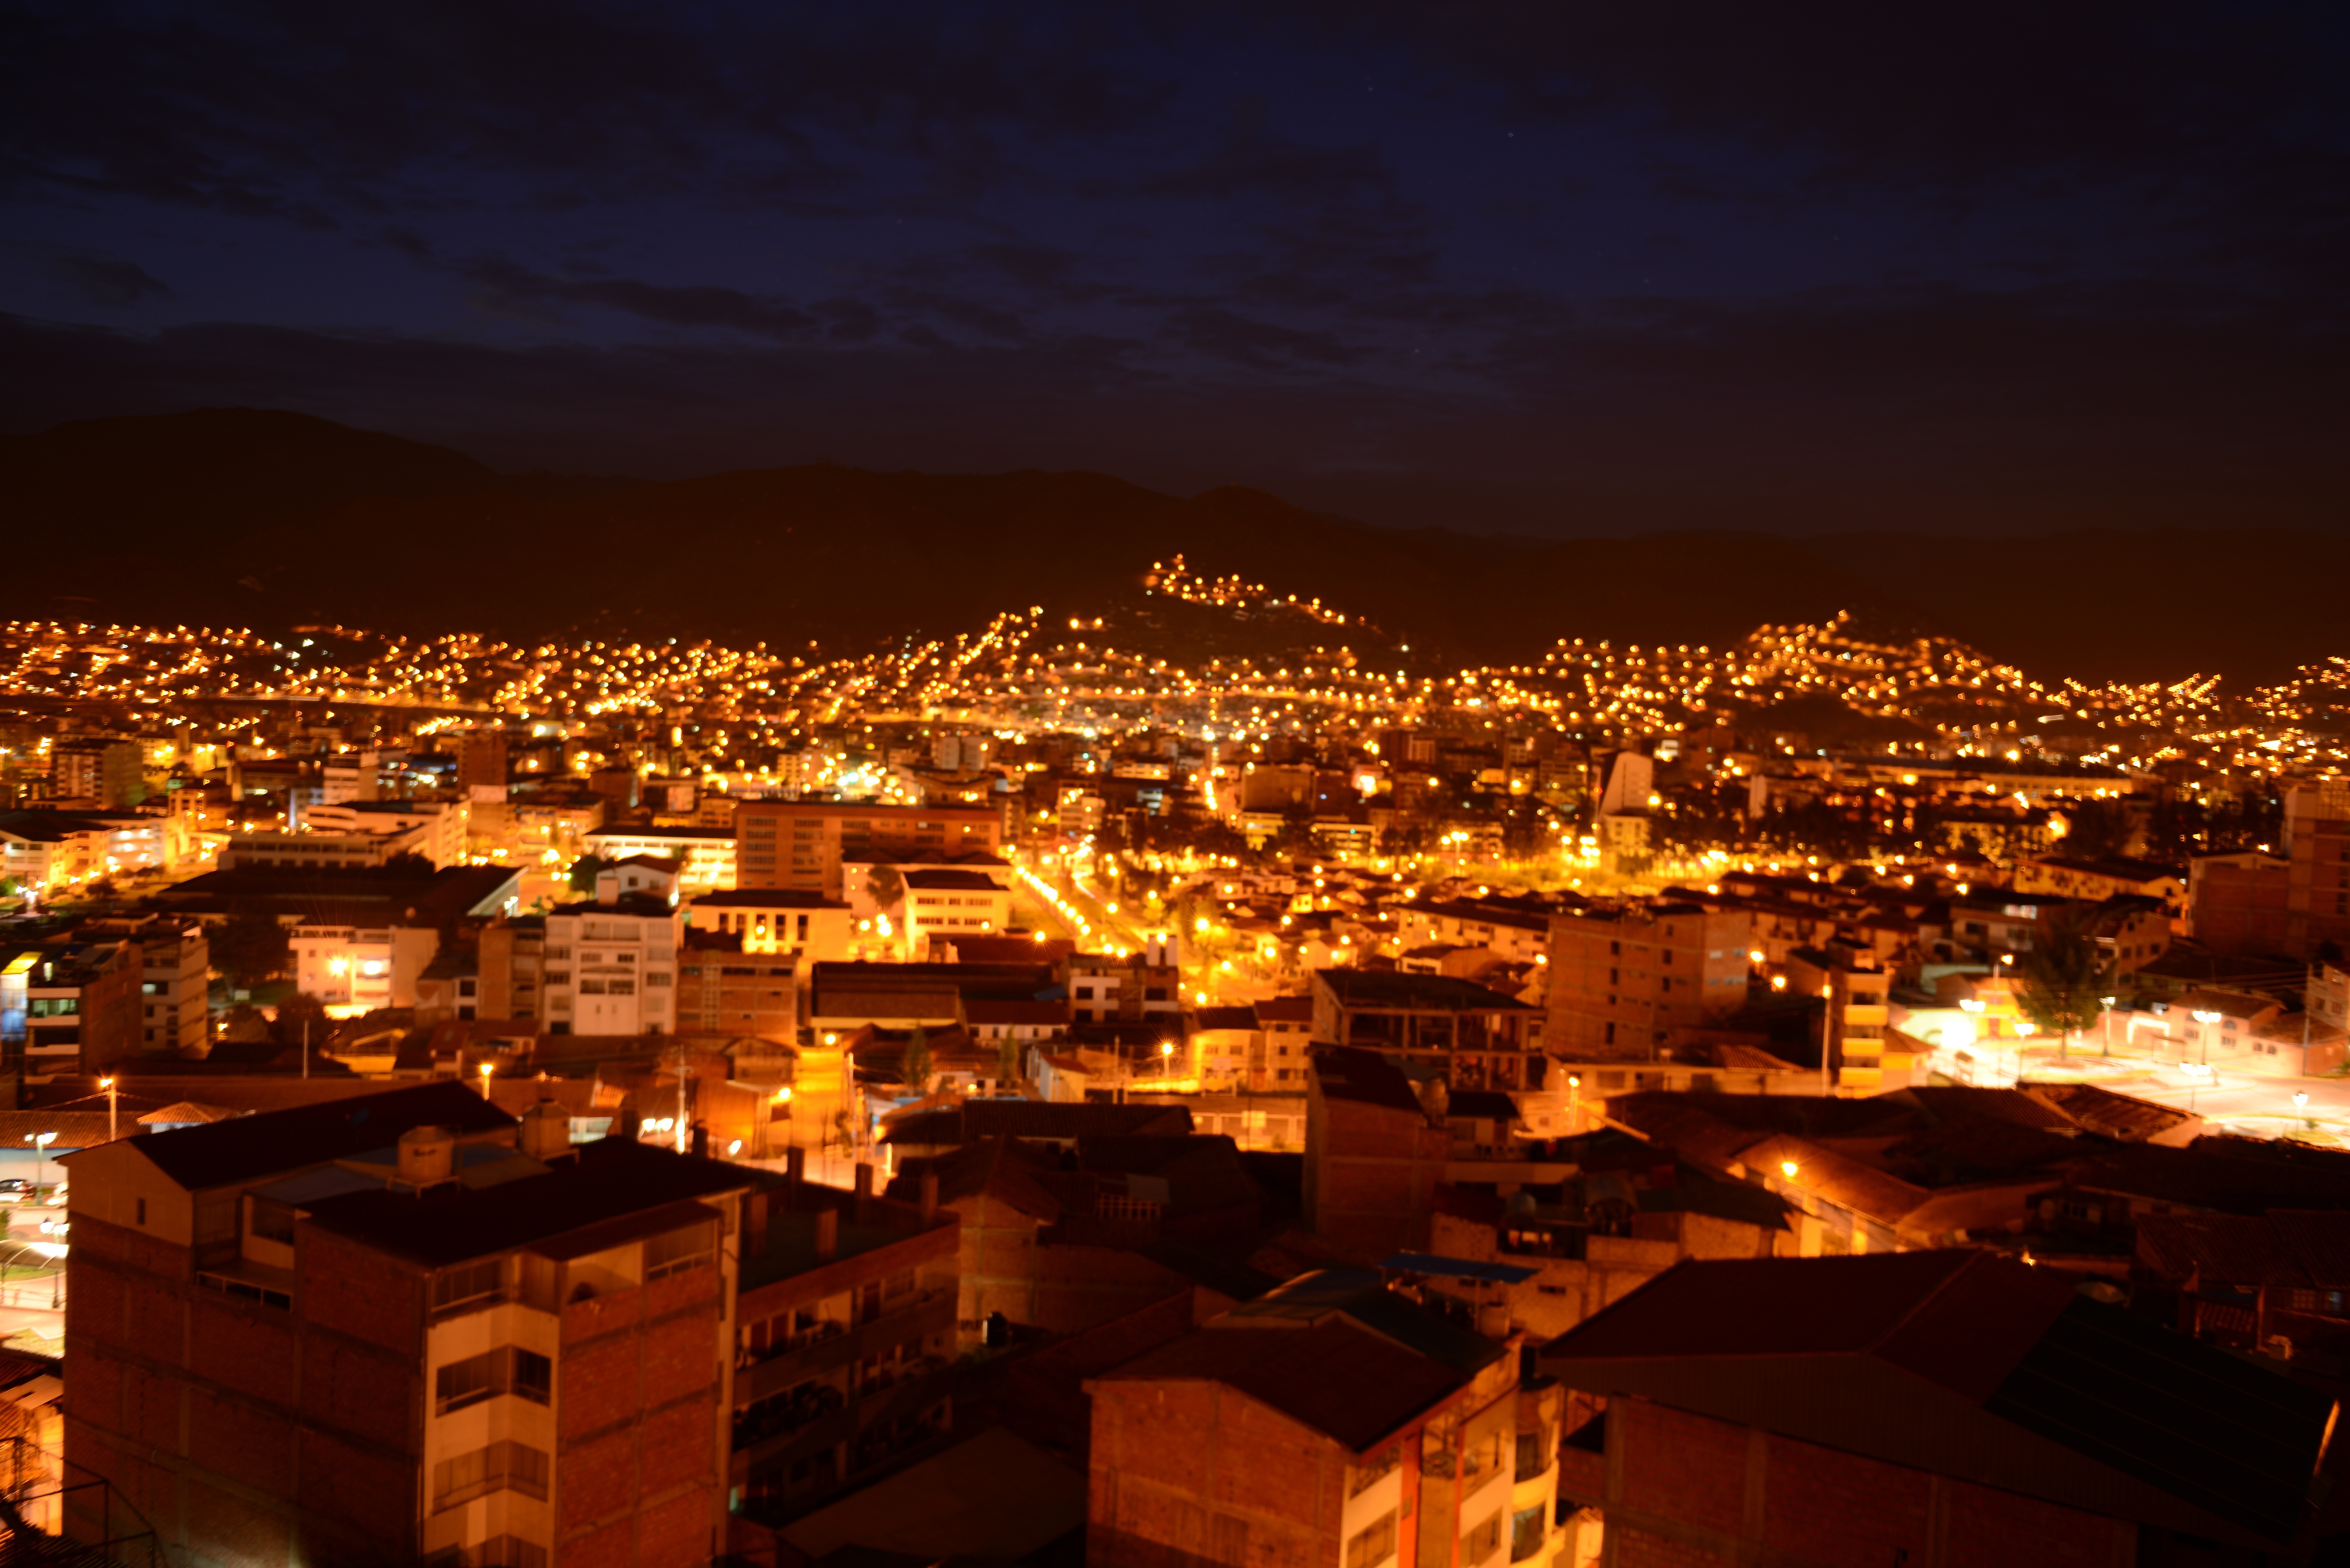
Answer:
[1, 408, 2340, 684]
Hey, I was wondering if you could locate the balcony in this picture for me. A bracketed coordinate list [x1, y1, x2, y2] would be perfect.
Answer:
[735, 1290, 954, 1406]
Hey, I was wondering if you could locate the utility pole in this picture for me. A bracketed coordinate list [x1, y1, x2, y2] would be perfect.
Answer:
[676, 1037, 689, 1155]
[301, 1014, 310, 1080]
[101, 1076, 117, 1143]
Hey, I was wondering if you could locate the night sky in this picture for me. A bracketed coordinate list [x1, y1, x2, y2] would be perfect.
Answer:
[5, 2, 2346, 536]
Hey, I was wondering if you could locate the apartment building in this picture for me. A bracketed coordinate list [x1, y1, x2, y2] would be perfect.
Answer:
[1785, 943, 1899, 1091]
[60, 1084, 757, 1567]
[1308, 969, 1542, 1093]
[477, 918, 546, 1024]
[1543, 902, 1751, 1060]
[542, 891, 681, 1038]
[1067, 952, 1185, 1030]
[677, 933, 800, 1042]
[728, 1157, 960, 1531]
[76, 915, 210, 1054]
[1088, 1270, 1567, 1568]
[50, 737, 146, 808]
[293, 919, 443, 1015]
[1, 937, 141, 1077]
[734, 802, 1001, 901]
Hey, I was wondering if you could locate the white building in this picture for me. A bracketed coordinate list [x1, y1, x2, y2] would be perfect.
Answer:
[542, 893, 680, 1037]
[583, 825, 736, 896]
[901, 869, 1012, 954]
[293, 922, 443, 1017]
[303, 798, 469, 869]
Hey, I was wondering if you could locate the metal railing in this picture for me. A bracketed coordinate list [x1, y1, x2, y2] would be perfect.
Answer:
[0, 1436, 162, 1567]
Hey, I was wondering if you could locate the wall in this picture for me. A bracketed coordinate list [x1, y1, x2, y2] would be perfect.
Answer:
[1567, 1395, 2140, 1568]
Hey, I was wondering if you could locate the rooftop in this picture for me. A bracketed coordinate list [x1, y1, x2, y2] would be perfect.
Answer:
[1311, 968, 1534, 1013]
[1543, 1251, 2334, 1546]
[81, 1081, 514, 1191]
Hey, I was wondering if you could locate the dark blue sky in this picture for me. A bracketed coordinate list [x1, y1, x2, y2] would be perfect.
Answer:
[5, 2, 2346, 534]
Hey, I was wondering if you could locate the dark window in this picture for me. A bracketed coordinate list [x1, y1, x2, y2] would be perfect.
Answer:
[436, 1347, 554, 1414]
[431, 1440, 549, 1510]
[433, 1258, 505, 1317]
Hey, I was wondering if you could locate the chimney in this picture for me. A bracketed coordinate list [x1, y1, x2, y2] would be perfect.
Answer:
[919, 1171, 939, 1222]
[854, 1161, 874, 1225]
[745, 1189, 769, 1258]
[815, 1207, 838, 1263]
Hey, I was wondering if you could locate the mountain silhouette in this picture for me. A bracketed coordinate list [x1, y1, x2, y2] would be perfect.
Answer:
[2, 408, 2338, 685]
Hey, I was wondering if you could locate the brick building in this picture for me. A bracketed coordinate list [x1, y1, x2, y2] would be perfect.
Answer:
[676, 932, 800, 1042]
[1303, 1047, 1451, 1258]
[61, 1083, 758, 1567]
[1543, 903, 1751, 1061]
[1542, 1250, 2337, 1566]
[733, 802, 1002, 901]
[1088, 1269, 1567, 1568]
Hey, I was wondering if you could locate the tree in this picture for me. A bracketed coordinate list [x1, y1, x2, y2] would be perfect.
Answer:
[996, 1034, 1023, 1088]
[901, 1025, 933, 1091]
[381, 850, 436, 877]
[567, 854, 611, 895]
[217, 1002, 273, 1044]
[2057, 799, 2134, 861]
[2014, 914, 2113, 1059]
[211, 912, 290, 989]
[865, 864, 906, 914]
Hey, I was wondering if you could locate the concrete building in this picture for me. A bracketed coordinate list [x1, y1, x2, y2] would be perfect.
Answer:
[477, 919, 546, 1024]
[1542, 1250, 2338, 1565]
[2187, 849, 2292, 956]
[292, 919, 443, 1017]
[1088, 1270, 1567, 1568]
[1543, 903, 1751, 1061]
[76, 915, 211, 1055]
[542, 891, 682, 1038]
[687, 890, 855, 964]
[583, 825, 737, 898]
[1785, 943, 1899, 1091]
[59, 1083, 758, 1568]
[305, 798, 469, 869]
[900, 869, 1011, 953]
[734, 802, 1002, 901]
[0, 809, 170, 894]
[2, 937, 142, 1077]
[1309, 969, 1542, 1092]
[49, 737, 147, 809]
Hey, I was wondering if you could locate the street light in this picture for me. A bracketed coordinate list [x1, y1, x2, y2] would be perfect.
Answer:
[100, 1076, 117, 1143]
[478, 1061, 495, 1099]
[24, 1133, 56, 1198]
[2190, 1009, 2221, 1068]
[2296, 1089, 2313, 1128]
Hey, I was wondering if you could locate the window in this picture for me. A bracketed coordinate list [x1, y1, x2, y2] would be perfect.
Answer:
[1346, 1510, 1397, 1568]
[431, 1441, 549, 1510]
[433, 1258, 505, 1317]
[436, 1347, 553, 1414]
[1465, 1510, 1503, 1564]
[1350, 1445, 1401, 1496]
[1509, 1504, 1547, 1561]
[645, 1219, 716, 1281]
[135, 1198, 146, 1227]
[249, 1197, 296, 1244]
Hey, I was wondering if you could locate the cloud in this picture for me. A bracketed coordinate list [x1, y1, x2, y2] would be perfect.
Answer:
[43, 253, 176, 307]
[1164, 306, 1368, 369]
